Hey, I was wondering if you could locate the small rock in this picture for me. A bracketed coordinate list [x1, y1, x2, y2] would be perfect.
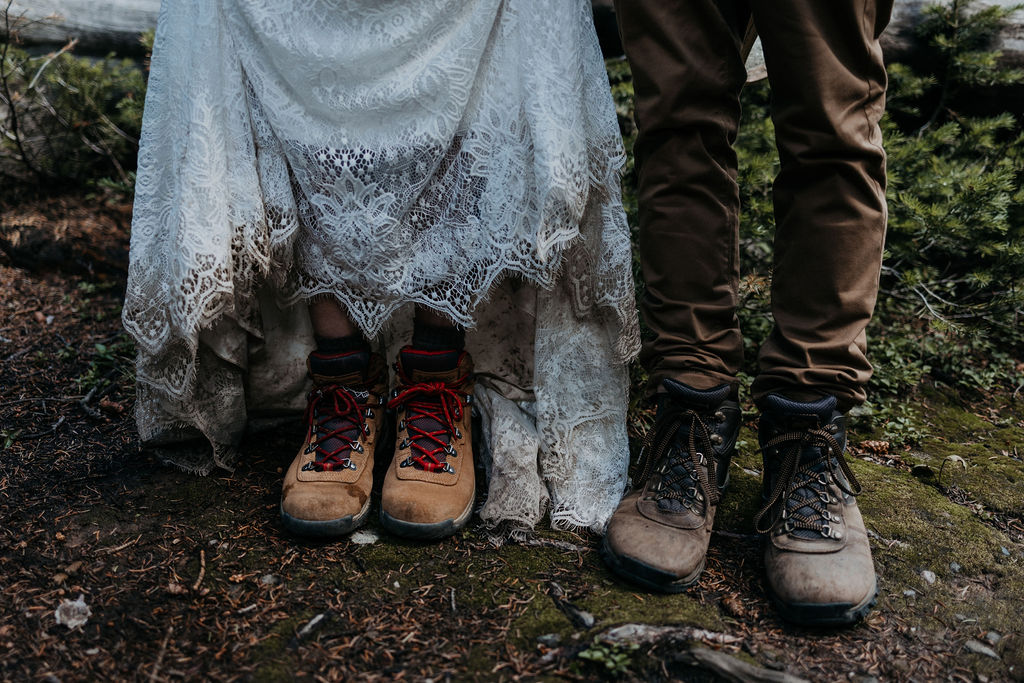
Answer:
[949, 562, 961, 573]
[965, 639, 1000, 660]
[260, 574, 278, 586]
[393, 581, 400, 589]
[537, 633, 561, 647]
[1001, 546, 1011, 557]
[986, 631, 1003, 645]
[55, 594, 91, 629]
[903, 589, 917, 598]
[350, 529, 379, 545]
[85, 648, 99, 656]
[921, 570, 937, 585]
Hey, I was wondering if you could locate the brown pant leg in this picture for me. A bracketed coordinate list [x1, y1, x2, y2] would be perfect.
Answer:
[750, 0, 893, 410]
[613, 0, 750, 396]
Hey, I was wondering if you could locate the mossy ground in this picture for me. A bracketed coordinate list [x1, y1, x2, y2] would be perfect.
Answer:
[4, 369, 1022, 680]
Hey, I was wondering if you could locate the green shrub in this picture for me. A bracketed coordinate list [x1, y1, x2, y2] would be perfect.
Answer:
[612, 0, 1024, 444]
[0, 10, 148, 192]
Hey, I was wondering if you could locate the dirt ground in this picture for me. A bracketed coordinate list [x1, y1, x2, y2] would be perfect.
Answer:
[2, 195, 1023, 682]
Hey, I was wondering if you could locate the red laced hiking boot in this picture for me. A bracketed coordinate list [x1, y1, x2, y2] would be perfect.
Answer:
[380, 347, 475, 540]
[280, 350, 387, 537]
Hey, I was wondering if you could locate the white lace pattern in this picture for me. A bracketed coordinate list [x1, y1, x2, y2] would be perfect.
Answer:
[123, 0, 640, 533]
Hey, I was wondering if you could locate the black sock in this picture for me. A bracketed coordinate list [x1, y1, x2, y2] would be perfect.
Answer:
[411, 320, 465, 351]
[314, 334, 370, 355]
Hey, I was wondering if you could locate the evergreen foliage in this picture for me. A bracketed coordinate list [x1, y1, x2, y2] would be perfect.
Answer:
[611, 0, 1024, 443]
[0, 8, 149, 191]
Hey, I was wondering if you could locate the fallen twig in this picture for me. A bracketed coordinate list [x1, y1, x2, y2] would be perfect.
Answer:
[674, 647, 810, 683]
[148, 625, 173, 683]
[191, 549, 206, 592]
[18, 415, 64, 440]
[599, 623, 743, 647]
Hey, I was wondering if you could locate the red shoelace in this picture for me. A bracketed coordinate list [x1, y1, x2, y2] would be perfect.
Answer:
[388, 381, 468, 472]
[303, 385, 367, 472]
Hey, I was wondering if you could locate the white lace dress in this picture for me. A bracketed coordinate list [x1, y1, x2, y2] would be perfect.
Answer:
[122, 0, 640, 532]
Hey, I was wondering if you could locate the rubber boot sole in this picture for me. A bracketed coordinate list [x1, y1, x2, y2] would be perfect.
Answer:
[280, 495, 372, 538]
[379, 489, 475, 541]
[768, 578, 878, 626]
[599, 535, 703, 593]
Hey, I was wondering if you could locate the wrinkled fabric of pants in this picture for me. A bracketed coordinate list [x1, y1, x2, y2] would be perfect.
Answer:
[614, 0, 893, 410]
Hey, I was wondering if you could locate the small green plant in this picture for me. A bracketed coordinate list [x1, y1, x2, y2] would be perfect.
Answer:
[74, 335, 135, 394]
[576, 637, 639, 678]
[1, 428, 20, 450]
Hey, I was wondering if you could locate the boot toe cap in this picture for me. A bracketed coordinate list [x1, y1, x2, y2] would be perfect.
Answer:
[282, 484, 368, 523]
[603, 506, 709, 588]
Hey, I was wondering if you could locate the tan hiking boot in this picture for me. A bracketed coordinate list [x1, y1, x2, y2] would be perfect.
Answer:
[280, 350, 387, 537]
[380, 347, 475, 540]
[755, 394, 877, 625]
[602, 380, 741, 592]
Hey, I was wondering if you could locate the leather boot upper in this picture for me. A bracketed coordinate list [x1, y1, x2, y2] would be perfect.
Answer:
[755, 393, 876, 618]
[381, 348, 476, 530]
[281, 351, 387, 527]
[603, 380, 740, 587]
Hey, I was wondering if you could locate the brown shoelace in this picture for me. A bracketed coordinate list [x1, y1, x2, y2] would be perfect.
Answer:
[753, 426, 862, 536]
[634, 406, 720, 513]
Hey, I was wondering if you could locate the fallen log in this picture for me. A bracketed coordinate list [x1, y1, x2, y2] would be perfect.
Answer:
[4, 0, 158, 56]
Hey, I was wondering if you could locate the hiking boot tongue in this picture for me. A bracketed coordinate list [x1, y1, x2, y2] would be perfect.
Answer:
[662, 379, 731, 411]
[398, 348, 462, 382]
[760, 393, 837, 425]
[308, 350, 372, 389]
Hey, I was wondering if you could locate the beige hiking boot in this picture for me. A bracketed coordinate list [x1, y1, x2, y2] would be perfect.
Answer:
[280, 350, 387, 537]
[380, 347, 475, 540]
[755, 394, 877, 625]
[602, 380, 741, 591]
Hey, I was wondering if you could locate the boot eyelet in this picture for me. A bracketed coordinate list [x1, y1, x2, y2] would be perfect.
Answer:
[365, 408, 375, 419]
[445, 444, 457, 457]
[400, 457, 414, 468]
[714, 411, 726, 423]
[398, 420, 405, 431]
[710, 434, 723, 445]
[442, 463, 455, 474]
[353, 442, 364, 453]
[302, 462, 317, 472]
[454, 428, 461, 439]
[363, 424, 371, 436]
[398, 439, 408, 450]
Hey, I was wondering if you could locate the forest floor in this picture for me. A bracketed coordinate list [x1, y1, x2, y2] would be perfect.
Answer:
[2, 194, 1023, 682]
